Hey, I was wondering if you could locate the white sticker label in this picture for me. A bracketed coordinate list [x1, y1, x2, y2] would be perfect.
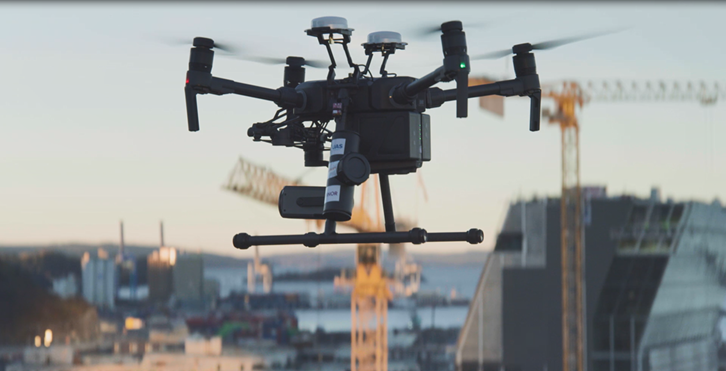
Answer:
[328, 161, 339, 179]
[330, 138, 346, 156]
[324, 185, 341, 203]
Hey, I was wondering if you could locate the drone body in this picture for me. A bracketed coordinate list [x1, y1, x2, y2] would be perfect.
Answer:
[183, 16, 542, 249]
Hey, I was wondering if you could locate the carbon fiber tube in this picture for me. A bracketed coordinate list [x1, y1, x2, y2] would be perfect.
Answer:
[212, 77, 283, 102]
[379, 174, 396, 232]
[456, 71, 469, 118]
[394, 66, 446, 103]
[426, 229, 484, 244]
[184, 85, 199, 132]
[233, 228, 484, 250]
[529, 90, 542, 132]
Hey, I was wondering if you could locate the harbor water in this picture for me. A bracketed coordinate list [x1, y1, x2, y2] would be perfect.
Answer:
[205, 264, 482, 331]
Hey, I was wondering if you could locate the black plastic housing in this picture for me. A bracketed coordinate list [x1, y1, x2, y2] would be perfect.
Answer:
[284, 57, 306, 88]
[279, 186, 325, 219]
[290, 76, 431, 174]
[348, 112, 431, 174]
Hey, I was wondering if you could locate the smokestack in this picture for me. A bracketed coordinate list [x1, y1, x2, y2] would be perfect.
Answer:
[160, 220, 165, 247]
[119, 220, 125, 259]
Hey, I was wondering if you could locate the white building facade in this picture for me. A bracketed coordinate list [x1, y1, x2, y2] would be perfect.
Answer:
[52, 273, 78, 298]
[81, 252, 116, 309]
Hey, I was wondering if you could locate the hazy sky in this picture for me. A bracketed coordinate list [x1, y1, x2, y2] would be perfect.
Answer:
[0, 3, 724, 259]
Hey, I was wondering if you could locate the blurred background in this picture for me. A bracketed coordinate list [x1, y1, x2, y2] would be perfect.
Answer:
[0, 3, 724, 371]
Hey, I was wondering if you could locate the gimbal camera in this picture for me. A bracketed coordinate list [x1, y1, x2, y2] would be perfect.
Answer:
[183, 17, 542, 250]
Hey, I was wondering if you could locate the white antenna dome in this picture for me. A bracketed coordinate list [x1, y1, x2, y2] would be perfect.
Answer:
[367, 31, 404, 44]
[311, 16, 350, 30]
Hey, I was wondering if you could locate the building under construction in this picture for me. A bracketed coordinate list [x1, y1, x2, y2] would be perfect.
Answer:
[456, 188, 726, 371]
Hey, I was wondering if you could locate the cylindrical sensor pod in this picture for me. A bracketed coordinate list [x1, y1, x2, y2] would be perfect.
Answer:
[323, 131, 360, 221]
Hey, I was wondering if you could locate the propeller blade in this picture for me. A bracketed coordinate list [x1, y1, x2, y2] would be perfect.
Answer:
[211, 42, 240, 54]
[409, 19, 494, 38]
[303, 60, 329, 68]
[159, 37, 244, 55]
[471, 28, 626, 60]
[530, 29, 624, 50]
[237, 55, 329, 69]
[239, 56, 287, 65]
[410, 14, 522, 39]
[412, 25, 446, 38]
[159, 37, 327, 67]
[471, 49, 513, 60]
[161, 37, 192, 47]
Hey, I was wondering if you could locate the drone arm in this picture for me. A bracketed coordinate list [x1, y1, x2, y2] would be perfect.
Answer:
[427, 81, 504, 107]
[428, 77, 542, 131]
[430, 76, 543, 103]
[186, 69, 303, 105]
[185, 72, 304, 132]
[208, 77, 304, 107]
[391, 66, 446, 104]
[468, 79, 525, 98]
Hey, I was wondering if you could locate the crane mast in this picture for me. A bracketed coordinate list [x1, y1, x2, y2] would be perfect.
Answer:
[543, 82, 585, 371]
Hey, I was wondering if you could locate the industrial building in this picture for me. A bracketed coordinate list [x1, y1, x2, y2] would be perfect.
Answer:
[456, 188, 726, 371]
[22, 345, 74, 366]
[173, 254, 204, 303]
[147, 247, 176, 304]
[116, 221, 141, 301]
[203, 279, 220, 306]
[81, 251, 116, 309]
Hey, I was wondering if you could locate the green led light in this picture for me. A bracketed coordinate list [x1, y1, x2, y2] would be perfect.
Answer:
[460, 62, 466, 69]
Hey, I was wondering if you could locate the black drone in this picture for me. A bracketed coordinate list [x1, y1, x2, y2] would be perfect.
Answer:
[184, 16, 544, 250]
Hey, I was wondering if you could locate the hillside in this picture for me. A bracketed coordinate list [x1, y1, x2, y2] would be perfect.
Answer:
[0, 259, 98, 345]
[0, 244, 488, 272]
[0, 243, 250, 268]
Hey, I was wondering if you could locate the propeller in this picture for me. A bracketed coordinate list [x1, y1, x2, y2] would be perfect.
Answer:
[471, 29, 625, 60]
[162, 37, 242, 55]
[236, 55, 329, 69]
[411, 20, 490, 38]
[162, 37, 327, 68]
[410, 13, 523, 38]
[198, 40, 238, 54]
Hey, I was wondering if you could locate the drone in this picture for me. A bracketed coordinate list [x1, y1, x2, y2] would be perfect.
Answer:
[184, 16, 544, 250]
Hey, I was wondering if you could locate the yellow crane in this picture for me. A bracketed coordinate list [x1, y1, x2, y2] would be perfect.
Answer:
[470, 77, 724, 371]
[247, 246, 272, 294]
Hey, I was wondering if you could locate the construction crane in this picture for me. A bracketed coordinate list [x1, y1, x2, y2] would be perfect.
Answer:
[224, 157, 421, 371]
[391, 176, 428, 297]
[470, 77, 724, 371]
[247, 246, 272, 293]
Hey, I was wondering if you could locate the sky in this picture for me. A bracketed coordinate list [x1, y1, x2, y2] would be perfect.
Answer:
[0, 3, 724, 259]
